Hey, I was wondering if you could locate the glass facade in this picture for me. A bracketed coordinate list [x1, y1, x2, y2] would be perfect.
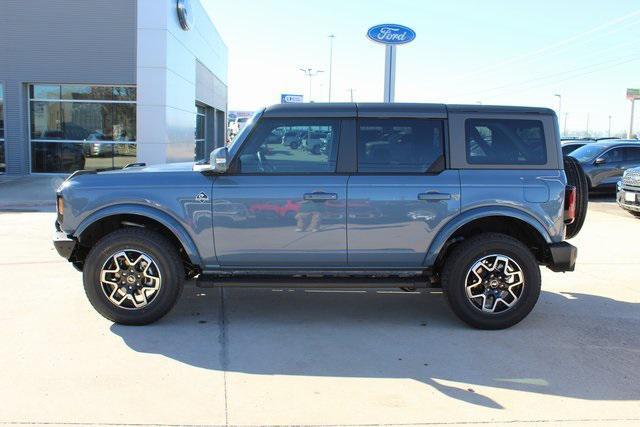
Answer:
[0, 85, 4, 173]
[195, 104, 206, 160]
[29, 84, 136, 173]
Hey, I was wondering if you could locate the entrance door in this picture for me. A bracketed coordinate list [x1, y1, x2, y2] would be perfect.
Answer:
[212, 117, 347, 267]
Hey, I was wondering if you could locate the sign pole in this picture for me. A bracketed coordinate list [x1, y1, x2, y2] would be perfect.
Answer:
[384, 45, 396, 103]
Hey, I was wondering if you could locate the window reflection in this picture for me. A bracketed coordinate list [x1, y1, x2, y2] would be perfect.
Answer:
[0, 84, 4, 173]
[31, 142, 137, 173]
[29, 84, 137, 173]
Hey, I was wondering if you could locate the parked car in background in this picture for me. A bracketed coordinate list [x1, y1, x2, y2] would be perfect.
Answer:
[617, 167, 640, 217]
[568, 140, 640, 191]
[561, 139, 595, 156]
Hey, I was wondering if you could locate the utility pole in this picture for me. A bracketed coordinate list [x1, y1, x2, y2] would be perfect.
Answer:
[629, 99, 636, 139]
[586, 113, 590, 136]
[328, 34, 335, 102]
[563, 112, 568, 136]
[346, 88, 356, 102]
[299, 68, 323, 103]
[608, 115, 612, 137]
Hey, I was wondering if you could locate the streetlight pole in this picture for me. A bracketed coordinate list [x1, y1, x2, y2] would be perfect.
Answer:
[554, 94, 562, 117]
[586, 113, 590, 136]
[328, 34, 335, 102]
[346, 88, 356, 102]
[299, 68, 324, 102]
[629, 99, 636, 139]
[564, 112, 568, 136]
[608, 115, 612, 137]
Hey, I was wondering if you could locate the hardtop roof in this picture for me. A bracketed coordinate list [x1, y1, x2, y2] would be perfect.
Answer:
[262, 102, 556, 118]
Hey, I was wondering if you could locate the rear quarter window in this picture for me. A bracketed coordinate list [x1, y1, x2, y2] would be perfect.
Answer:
[465, 119, 547, 165]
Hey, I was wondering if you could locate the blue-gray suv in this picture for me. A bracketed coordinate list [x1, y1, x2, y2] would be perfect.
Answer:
[54, 103, 583, 329]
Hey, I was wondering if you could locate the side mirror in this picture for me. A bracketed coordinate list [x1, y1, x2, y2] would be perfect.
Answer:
[193, 146, 229, 173]
[210, 147, 229, 173]
[594, 157, 606, 165]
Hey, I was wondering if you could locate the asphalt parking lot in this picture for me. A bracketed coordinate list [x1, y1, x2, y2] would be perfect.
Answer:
[0, 193, 638, 426]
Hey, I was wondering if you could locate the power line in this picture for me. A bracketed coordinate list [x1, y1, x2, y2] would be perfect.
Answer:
[482, 56, 640, 101]
[449, 9, 640, 82]
[452, 50, 640, 100]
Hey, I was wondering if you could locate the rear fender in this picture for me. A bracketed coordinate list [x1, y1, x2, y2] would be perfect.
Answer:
[424, 207, 552, 266]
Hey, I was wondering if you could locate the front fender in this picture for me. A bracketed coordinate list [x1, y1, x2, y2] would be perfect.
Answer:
[74, 204, 202, 266]
[424, 207, 552, 266]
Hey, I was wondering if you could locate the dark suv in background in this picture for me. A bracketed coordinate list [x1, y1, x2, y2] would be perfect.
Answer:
[569, 140, 640, 191]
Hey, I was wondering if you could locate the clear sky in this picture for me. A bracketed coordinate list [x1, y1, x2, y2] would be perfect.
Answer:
[202, 0, 640, 136]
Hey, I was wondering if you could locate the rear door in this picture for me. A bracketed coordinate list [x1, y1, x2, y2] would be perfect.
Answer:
[212, 117, 349, 267]
[347, 116, 460, 267]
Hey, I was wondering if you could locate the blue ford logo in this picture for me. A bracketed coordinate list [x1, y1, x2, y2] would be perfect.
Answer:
[367, 24, 416, 45]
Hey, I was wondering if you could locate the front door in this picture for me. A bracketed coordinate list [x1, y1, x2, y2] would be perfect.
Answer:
[347, 118, 460, 267]
[212, 117, 347, 267]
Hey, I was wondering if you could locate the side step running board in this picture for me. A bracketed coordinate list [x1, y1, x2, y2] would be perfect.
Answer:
[195, 275, 429, 289]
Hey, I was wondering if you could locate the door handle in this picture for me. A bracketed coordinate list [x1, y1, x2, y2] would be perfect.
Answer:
[304, 192, 338, 201]
[418, 192, 451, 201]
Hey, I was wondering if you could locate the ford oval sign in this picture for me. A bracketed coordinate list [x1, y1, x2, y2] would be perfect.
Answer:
[367, 24, 416, 45]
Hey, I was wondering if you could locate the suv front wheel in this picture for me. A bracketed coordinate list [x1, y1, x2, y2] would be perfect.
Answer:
[83, 228, 184, 325]
[441, 233, 541, 329]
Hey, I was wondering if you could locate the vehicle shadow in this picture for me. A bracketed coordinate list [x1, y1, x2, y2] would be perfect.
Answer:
[111, 287, 640, 410]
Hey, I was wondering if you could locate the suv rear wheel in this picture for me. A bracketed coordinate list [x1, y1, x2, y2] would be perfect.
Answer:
[441, 233, 541, 329]
[83, 228, 184, 325]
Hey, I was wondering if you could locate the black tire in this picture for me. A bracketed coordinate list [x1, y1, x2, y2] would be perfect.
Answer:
[563, 156, 588, 239]
[83, 228, 184, 325]
[290, 140, 300, 149]
[628, 210, 640, 218]
[441, 233, 541, 330]
[311, 144, 321, 155]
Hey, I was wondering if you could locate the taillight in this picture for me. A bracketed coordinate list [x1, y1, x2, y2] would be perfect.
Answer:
[564, 185, 576, 224]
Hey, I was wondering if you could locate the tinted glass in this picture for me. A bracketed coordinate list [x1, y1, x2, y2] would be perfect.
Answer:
[569, 144, 605, 162]
[237, 118, 339, 173]
[31, 141, 137, 173]
[358, 118, 444, 173]
[31, 101, 135, 141]
[0, 84, 4, 173]
[31, 85, 60, 99]
[623, 147, 640, 162]
[562, 143, 584, 156]
[61, 85, 113, 100]
[600, 148, 624, 163]
[466, 119, 546, 165]
[113, 87, 136, 101]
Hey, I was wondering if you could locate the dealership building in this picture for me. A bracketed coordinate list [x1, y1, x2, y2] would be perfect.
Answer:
[0, 0, 228, 175]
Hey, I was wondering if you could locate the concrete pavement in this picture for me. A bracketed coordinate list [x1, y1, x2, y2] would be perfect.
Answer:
[0, 200, 638, 426]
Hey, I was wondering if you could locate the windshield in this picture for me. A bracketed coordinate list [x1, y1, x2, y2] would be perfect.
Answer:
[569, 144, 605, 162]
[228, 111, 259, 150]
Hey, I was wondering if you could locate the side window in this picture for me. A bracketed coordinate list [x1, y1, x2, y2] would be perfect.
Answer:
[601, 148, 624, 163]
[357, 118, 444, 173]
[465, 119, 547, 165]
[623, 147, 640, 162]
[236, 118, 339, 173]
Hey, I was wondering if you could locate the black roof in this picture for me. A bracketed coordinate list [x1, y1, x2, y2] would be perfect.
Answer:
[582, 140, 640, 150]
[262, 103, 556, 118]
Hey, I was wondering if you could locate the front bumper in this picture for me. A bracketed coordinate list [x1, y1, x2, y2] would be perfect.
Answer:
[53, 229, 77, 260]
[617, 183, 640, 213]
[547, 242, 577, 272]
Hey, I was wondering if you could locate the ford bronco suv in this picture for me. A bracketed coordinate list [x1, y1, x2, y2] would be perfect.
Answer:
[54, 103, 586, 329]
